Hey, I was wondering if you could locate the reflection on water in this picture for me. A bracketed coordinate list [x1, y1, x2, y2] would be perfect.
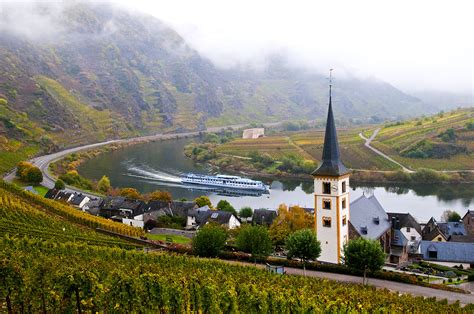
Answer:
[78, 138, 474, 223]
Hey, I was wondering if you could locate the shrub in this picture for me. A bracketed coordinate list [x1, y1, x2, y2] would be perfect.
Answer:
[54, 179, 65, 190]
[468, 274, 474, 282]
[192, 224, 227, 257]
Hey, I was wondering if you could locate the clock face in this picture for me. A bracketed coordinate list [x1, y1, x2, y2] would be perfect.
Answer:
[332, 184, 338, 192]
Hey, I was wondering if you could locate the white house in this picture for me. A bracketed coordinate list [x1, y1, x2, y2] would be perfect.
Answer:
[242, 128, 264, 139]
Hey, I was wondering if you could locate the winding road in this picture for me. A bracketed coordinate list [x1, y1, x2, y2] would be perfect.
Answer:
[359, 128, 414, 173]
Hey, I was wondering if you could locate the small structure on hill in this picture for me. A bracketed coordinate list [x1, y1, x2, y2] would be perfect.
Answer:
[242, 128, 264, 139]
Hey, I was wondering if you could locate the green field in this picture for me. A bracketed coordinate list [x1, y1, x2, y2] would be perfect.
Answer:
[147, 233, 192, 244]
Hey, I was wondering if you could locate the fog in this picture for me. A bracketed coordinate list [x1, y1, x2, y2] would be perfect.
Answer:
[1, 0, 473, 96]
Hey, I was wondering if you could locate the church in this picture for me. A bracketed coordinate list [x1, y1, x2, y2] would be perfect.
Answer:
[312, 76, 351, 264]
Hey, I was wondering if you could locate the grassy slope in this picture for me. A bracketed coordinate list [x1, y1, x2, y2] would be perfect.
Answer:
[370, 108, 474, 170]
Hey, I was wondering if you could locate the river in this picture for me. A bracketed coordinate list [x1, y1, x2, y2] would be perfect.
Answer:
[78, 138, 473, 223]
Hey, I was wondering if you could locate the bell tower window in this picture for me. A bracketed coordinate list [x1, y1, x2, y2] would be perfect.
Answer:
[342, 181, 346, 193]
[323, 199, 331, 210]
[322, 217, 332, 227]
[323, 182, 331, 194]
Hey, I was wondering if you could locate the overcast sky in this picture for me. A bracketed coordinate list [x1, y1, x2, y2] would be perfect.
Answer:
[2, 0, 473, 94]
[112, 0, 473, 95]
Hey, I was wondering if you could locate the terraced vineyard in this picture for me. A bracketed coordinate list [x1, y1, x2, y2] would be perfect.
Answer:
[370, 108, 474, 170]
[0, 180, 144, 239]
[217, 129, 400, 170]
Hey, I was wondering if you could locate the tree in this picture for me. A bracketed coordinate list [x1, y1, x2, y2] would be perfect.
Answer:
[149, 190, 172, 202]
[16, 161, 33, 178]
[239, 207, 253, 219]
[192, 224, 227, 257]
[24, 166, 43, 184]
[194, 196, 212, 208]
[343, 238, 385, 284]
[236, 225, 272, 264]
[441, 210, 461, 222]
[269, 204, 313, 246]
[286, 229, 321, 275]
[216, 200, 236, 214]
[119, 188, 141, 200]
[97, 175, 111, 193]
[54, 179, 65, 190]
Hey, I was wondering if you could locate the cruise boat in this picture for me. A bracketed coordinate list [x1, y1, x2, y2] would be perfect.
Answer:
[181, 174, 268, 191]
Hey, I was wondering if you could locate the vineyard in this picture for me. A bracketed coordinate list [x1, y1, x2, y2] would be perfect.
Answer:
[1, 237, 472, 313]
[0, 180, 144, 238]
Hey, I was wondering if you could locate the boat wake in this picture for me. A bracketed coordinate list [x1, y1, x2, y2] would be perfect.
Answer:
[126, 164, 183, 184]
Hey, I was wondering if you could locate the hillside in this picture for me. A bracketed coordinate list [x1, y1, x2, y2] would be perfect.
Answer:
[0, 184, 470, 312]
[0, 2, 443, 174]
[215, 108, 473, 173]
[370, 107, 474, 170]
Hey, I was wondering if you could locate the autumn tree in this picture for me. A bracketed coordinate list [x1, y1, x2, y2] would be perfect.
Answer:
[194, 196, 212, 208]
[269, 204, 313, 246]
[148, 190, 172, 202]
[119, 188, 141, 200]
[97, 175, 111, 193]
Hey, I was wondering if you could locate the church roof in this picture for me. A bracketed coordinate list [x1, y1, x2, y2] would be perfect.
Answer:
[312, 82, 350, 177]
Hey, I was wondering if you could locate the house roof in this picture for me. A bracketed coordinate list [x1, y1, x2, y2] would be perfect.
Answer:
[45, 188, 60, 199]
[438, 221, 466, 237]
[387, 212, 422, 234]
[55, 191, 72, 202]
[462, 210, 474, 221]
[252, 209, 277, 225]
[449, 235, 474, 243]
[420, 240, 474, 263]
[146, 200, 196, 217]
[312, 83, 350, 177]
[392, 229, 408, 247]
[198, 210, 237, 227]
[101, 196, 126, 210]
[423, 227, 447, 241]
[349, 194, 391, 240]
[69, 193, 88, 206]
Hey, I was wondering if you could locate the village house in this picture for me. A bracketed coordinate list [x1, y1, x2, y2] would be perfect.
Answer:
[419, 241, 474, 266]
[348, 194, 391, 255]
[252, 208, 277, 226]
[69, 193, 90, 209]
[462, 210, 474, 235]
[186, 205, 211, 229]
[187, 210, 241, 230]
[388, 212, 422, 254]
[422, 218, 448, 242]
[82, 198, 104, 215]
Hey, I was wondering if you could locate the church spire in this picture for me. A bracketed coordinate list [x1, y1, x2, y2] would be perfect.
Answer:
[312, 69, 350, 177]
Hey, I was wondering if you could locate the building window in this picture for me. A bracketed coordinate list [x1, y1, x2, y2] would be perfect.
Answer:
[342, 198, 346, 209]
[406, 227, 411, 232]
[323, 199, 331, 210]
[342, 181, 346, 193]
[323, 217, 331, 227]
[411, 236, 416, 241]
[437, 237, 442, 241]
[428, 251, 437, 259]
[323, 182, 331, 194]
[342, 215, 347, 226]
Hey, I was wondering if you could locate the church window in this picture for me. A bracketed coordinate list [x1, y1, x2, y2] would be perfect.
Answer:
[342, 198, 346, 209]
[323, 217, 331, 227]
[323, 199, 331, 210]
[323, 182, 331, 194]
[342, 181, 346, 193]
[342, 215, 347, 226]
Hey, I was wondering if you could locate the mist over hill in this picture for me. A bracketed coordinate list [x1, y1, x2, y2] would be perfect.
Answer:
[0, 2, 460, 149]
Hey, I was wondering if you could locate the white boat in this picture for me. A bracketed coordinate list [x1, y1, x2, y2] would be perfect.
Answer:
[181, 173, 268, 191]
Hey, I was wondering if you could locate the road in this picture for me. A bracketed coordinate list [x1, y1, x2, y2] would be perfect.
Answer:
[359, 128, 414, 173]
[3, 123, 282, 198]
[225, 261, 473, 305]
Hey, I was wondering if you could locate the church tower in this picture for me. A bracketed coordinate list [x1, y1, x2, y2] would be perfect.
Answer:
[312, 71, 351, 264]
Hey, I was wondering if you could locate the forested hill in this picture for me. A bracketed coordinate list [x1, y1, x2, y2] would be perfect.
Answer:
[0, 2, 441, 153]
